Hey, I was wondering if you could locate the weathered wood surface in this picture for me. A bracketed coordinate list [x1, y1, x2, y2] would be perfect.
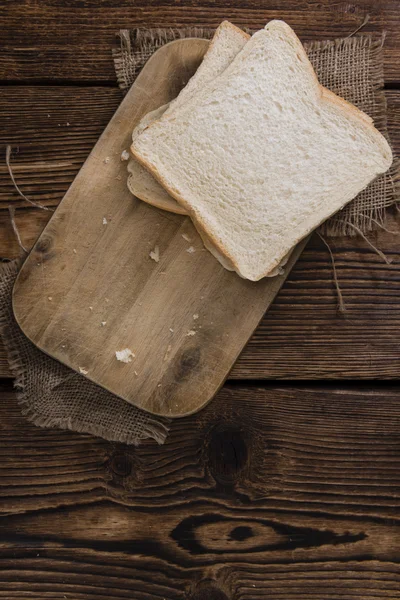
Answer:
[11, 40, 306, 416]
[2, 0, 400, 84]
[0, 381, 399, 598]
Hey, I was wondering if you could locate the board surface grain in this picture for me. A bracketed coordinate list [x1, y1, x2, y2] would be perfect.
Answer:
[12, 38, 305, 417]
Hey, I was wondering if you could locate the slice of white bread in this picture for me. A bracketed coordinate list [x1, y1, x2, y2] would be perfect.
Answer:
[127, 21, 288, 277]
[131, 20, 393, 281]
[128, 105, 187, 215]
[127, 21, 250, 215]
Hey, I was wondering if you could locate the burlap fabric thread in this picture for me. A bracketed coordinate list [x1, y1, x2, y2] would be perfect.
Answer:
[0, 27, 398, 447]
[113, 28, 399, 236]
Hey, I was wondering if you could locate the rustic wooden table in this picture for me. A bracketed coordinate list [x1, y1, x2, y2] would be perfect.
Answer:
[1, 1, 400, 598]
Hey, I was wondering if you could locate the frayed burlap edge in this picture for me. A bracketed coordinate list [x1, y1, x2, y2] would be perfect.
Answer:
[0, 258, 169, 445]
[113, 27, 215, 90]
[311, 35, 400, 236]
[113, 28, 399, 238]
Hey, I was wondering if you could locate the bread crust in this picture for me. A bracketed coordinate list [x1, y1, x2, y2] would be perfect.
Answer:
[126, 173, 188, 215]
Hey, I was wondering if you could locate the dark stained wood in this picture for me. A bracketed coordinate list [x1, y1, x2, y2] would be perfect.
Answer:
[0, 380, 400, 598]
[233, 211, 400, 378]
[1, 2, 400, 598]
[1, 0, 400, 84]
[0, 86, 122, 212]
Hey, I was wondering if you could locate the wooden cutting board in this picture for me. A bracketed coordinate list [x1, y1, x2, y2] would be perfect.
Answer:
[13, 38, 306, 418]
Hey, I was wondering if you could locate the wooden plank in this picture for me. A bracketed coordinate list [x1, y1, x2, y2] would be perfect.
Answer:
[1, 83, 399, 217]
[1, 86, 398, 236]
[0, 87, 400, 379]
[1, 89, 399, 379]
[2, 0, 400, 84]
[0, 380, 399, 598]
[0, 86, 122, 211]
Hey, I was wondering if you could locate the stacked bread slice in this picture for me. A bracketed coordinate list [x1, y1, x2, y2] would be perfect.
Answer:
[128, 20, 392, 281]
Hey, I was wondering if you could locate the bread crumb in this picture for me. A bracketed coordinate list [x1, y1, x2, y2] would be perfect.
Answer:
[103, 217, 108, 225]
[164, 344, 172, 361]
[66, 122, 70, 126]
[149, 245, 160, 262]
[48, 296, 52, 301]
[186, 246, 195, 254]
[134, 370, 138, 376]
[169, 327, 174, 333]
[89, 306, 93, 311]
[115, 348, 135, 363]
[103, 157, 110, 164]
[61, 345, 66, 348]
[79, 367, 88, 375]
[186, 330, 196, 337]
[73, 248, 77, 254]
[121, 149, 130, 161]
[101, 321, 107, 327]
[47, 114, 50, 117]
[193, 314, 199, 320]
[157, 383, 162, 387]
[182, 233, 192, 242]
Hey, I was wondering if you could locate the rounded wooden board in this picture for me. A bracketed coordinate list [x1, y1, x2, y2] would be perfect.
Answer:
[12, 38, 305, 418]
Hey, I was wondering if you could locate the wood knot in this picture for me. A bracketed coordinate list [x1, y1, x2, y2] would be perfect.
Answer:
[110, 453, 132, 477]
[188, 580, 229, 600]
[172, 514, 366, 557]
[208, 423, 248, 486]
[229, 525, 252, 541]
[36, 235, 52, 254]
[175, 346, 201, 381]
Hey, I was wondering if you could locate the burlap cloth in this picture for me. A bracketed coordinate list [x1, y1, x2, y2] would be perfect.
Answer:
[0, 27, 398, 446]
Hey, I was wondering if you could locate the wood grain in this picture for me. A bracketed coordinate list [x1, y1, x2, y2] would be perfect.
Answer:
[0, 380, 400, 598]
[12, 39, 306, 416]
[1, 88, 399, 380]
[2, 2, 400, 598]
[2, 0, 400, 84]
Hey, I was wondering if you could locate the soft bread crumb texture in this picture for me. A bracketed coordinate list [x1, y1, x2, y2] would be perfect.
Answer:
[132, 20, 392, 281]
[115, 348, 135, 363]
[149, 246, 160, 262]
[127, 21, 249, 217]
